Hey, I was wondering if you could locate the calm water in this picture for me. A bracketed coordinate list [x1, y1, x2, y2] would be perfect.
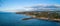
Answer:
[0, 12, 60, 26]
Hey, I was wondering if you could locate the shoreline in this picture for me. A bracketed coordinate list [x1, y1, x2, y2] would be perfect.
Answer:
[16, 12, 60, 22]
[30, 15, 60, 22]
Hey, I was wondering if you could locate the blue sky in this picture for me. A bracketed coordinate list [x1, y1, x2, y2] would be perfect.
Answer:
[0, 0, 60, 12]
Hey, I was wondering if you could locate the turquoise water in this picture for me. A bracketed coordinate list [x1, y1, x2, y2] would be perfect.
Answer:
[0, 12, 60, 26]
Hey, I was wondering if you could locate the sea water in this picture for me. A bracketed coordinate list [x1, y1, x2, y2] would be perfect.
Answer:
[0, 12, 60, 26]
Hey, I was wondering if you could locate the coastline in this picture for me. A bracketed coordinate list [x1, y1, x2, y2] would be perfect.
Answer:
[24, 15, 60, 22]
[16, 12, 60, 22]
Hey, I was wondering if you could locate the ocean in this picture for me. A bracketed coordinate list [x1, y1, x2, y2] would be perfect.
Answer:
[0, 12, 60, 26]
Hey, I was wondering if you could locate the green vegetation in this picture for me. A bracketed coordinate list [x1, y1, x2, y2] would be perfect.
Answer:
[16, 12, 60, 21]
[49, 12, 60, 19]
[28, 12, 60, 19]
[16, 12, 60, 19]
[53, 12, 60, 19]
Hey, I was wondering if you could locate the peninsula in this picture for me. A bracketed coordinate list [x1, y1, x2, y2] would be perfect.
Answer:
[16, 11, 60, 22]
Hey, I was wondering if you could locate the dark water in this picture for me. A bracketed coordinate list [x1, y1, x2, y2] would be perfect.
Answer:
[0, 12, 60, 26]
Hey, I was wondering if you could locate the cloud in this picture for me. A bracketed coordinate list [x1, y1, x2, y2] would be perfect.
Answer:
[0, 4, 60, 12]
[25, 4, 60, 11]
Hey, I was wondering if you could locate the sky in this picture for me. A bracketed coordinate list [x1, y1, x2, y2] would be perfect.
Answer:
[0, 0, 60, 12]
